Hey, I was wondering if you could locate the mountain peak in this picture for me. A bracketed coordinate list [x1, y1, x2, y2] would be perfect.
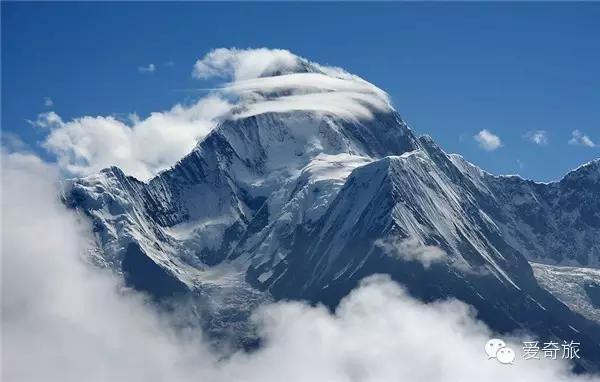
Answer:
[562, 158, 600, 182]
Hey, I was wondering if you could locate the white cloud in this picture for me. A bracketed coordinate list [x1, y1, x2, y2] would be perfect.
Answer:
[2, 152, 599, 381]
[194, 48, 392, 121]
[29, 110, 63, 128]
[33, 48, 393, 180]
[193, 47, 301, 81]
[474, 129, 503, 151]
[138, 63, 156, 73]
[44, 97, 54, 107]
[375, 237, 445, 268]
[1, 150, 215, 382]
[31, 96, 232, 180]
[1, 133, 29, 152]
[569, 130, 597, 148]
[525, 130, 548, 145]
[231, 276, 599, 382]
[223, 72, 390, 120]
[234, 90, 388, 121]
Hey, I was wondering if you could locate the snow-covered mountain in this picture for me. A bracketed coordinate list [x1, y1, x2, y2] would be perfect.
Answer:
[63, 55, 600, 369]
[455, 158, 600, 267]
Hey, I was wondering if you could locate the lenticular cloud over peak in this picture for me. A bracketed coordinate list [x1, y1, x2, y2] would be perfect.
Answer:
[194, 47, 392, 120]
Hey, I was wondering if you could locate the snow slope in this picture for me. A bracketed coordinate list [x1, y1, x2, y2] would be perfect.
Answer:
[531, 262, 600, 323]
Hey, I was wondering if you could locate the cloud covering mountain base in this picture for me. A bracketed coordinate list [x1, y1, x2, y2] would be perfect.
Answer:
[2, 151, 598, 382]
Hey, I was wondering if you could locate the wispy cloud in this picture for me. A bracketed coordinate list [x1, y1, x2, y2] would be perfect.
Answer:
[524, 130, 548, 145]
[569, 130, 597, 148]
[28, 111, 62, 128]
[375, 237, 445, 268]
[44, 97, 54, 107]
[474, 129, 502, 151]
[138, 63, 156, 73]
[1, 133, 29, 152]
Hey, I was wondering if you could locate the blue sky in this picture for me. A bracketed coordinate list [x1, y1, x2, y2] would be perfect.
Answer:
[2, 2, 599, 181]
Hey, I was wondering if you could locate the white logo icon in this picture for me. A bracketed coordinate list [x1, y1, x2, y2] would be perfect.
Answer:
[496, 347, 515, 364]
[485, 338, 506, 359]
[485, 338, 514, 365]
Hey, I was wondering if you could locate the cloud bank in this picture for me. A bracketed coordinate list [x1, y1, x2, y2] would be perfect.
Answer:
[3, 151, 599, 382]
[31, 95, 232, 180]
[30, 48, 391, 180]
[1, 150, 214, 382]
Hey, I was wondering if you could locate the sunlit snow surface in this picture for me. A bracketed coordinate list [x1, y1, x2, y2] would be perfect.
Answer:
[531, 262, 600, 323]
